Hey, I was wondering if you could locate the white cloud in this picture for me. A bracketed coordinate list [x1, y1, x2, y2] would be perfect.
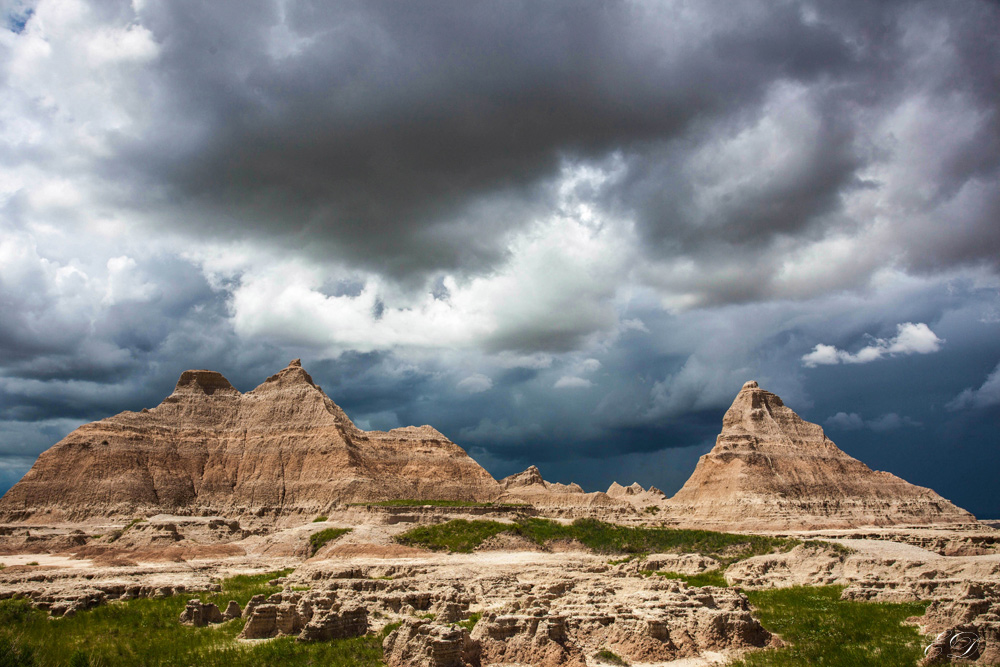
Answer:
[554, 376, 593, 389]
[826, 411, 864, 430]
[947, 361, 1000, 410]
[802, 322, 943, 367]
[457, 373, 493, 394]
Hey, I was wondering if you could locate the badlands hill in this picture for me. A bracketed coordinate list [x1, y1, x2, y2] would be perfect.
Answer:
[665, 381, 975, 530]
[0, 360, 503, 522]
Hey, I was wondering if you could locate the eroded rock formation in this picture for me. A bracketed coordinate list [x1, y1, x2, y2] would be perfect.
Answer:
[500, 466, 624, 509]
[0, 360, 503, 522]
[664, 381, 976, 530]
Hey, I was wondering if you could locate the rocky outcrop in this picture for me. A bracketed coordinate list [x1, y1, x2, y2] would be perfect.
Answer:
[179, 599, 223, 626]
[285, 554, 771, 666]
[383, 620, 479, 667]
[664, 381, 976, 530]
[500, 466, 625, 509]
[0, 360, 504, 521]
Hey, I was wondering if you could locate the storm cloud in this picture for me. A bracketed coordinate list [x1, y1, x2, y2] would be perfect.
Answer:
[1, 0, 999, 516]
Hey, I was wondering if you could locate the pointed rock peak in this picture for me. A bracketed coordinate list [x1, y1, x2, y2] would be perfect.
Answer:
[721, 381, 824, 445]
[500, 465, 545, 489]
[257, 360, 318, 390]
[173, 370, 239, 397]
[606, 481, 627, 497]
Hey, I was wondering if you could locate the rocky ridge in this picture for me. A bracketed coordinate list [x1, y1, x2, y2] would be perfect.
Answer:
[663, 381, 976, 530]
[0, 360, 503, 523]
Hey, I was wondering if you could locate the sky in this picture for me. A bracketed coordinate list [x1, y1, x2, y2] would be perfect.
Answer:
[1, 0, 998, 517]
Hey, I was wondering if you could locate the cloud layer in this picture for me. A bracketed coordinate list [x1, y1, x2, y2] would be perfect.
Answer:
[1, 0, 999, 517]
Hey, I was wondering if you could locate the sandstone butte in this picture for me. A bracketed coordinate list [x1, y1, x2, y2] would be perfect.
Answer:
[0, 360, 504, 522]
[664, 380, 976, 530]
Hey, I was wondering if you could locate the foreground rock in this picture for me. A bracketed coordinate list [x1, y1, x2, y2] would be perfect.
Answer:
[284, 552, 771, 666]
[664, 381, 975, 530]
[0, 360, 503, 523]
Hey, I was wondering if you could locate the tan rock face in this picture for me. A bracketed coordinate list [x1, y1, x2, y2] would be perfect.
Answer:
[0, 360, 503, 521]
[664, 381, 975, 530]
[500, 466, 624, 509]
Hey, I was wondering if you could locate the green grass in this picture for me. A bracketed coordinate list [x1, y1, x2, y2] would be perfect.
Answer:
[454, 612, 481, 632]
[644, 505, 660, 514]
[0, 569, 392, 667]
[312, 515, 328, 523]
[396, 519, 514, 553]
[349, 499, 529, 508]
[596, 648, 629, 665]
[728, 586, 930, 667]
[25, 561, 38, 567]
[309, 528, 351, 556]
[203, 568, 293, 607]
[649, 569, 729, 587]
[397, 517, 798, 560]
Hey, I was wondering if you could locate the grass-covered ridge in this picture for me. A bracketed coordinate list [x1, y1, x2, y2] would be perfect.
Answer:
[349, 499, 530, 508]
[309, 527, 351, 556]
[649, 569, 729, 588]
[396, 517, 798, 560]
[0, 569, 392, 667]
[729, 586, 929, 667]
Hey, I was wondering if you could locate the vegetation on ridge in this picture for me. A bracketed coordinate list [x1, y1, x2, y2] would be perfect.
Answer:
[728, 586, 930, 667]
[396, 517, 799, 561]
[0, 569, 391, 667]
[309, 527, 351, 556]
[349, 499, 529, 508]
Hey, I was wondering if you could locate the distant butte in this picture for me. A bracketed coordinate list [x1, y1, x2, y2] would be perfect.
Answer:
[0, 360, 503, 522]
[661, 380, 976, 530]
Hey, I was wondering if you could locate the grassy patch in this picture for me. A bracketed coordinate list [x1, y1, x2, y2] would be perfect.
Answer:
[644, 505, 660, 514]
[649, 569, 729, 587]
[595, 648, 629, 665]
[455, 612, 481, 632]
[729, 586, 929, 667]
[0, 570, 394, 667]
[350, 499, 529, 508]
[396, 517, 797, 561]
[203, 568, 293, 607]
[397, 519, 514, 553]
[309, 528, 351, 556]
[801, 540, 856, 556]
[312, 515, 328, 523]
[25, 561, 38, 566]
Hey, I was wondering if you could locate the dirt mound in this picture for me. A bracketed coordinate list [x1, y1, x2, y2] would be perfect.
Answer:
[0, 360, 503, 522]
[663, 381, 975, 530]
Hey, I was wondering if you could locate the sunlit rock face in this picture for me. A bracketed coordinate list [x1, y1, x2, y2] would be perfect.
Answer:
[0, 360, 503, 522]
[665, 381, 976, 530]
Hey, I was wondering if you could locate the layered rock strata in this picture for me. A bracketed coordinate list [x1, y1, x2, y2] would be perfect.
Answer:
[277, 556, 771, 666]
[665, 381, 976, 530]
[500, 466, 624, 509]
[0, 360, 503, 521]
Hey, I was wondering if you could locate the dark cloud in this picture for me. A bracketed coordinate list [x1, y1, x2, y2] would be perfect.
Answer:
[113, 0, 859, 282]
[1, 0, 999, 520]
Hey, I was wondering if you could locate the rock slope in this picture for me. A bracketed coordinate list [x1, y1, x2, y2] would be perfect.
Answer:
[665, 381, 975, 530]
[0, 360, 503, 522]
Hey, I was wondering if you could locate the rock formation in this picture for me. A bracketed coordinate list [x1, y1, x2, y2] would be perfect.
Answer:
[500, 466, 623, 509]
[0, 360, 503, 522]
[664, 381, 976, 530]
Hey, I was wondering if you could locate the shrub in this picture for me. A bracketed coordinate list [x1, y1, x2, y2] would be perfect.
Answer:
[309, 528, 351, 556]
[312, 515, 328, 523]
[595, 648, 629, 665]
